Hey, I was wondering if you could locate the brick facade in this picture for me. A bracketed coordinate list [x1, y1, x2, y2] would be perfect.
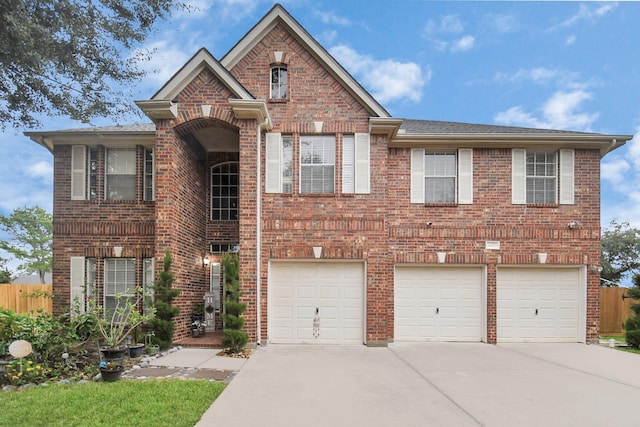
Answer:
[40, 5, 625, 346]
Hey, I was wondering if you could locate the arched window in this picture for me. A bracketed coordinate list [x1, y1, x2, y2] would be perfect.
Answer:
[270, 65, 287, 99]
[211, 162, 239, 221]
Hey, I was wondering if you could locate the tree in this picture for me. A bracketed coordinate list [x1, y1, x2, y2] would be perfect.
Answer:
[600, 220, 640, 286]
[221, 253, 248, 353]
[624, 274, 640, 347]
[0, 0, 185, 130]
[148, 250, 180, 349]
[0, 206, 52, 283]
[0, 257, 12, 283]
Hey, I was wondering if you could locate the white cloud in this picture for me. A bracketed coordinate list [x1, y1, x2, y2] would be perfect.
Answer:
[601, 157, 630, 185]
[565, 35, 577, 46]
[423, 14, 475, 53]
[329, 45, 428, 104]
[485, 13, 518, 33]
[451, 35, 475, 52]
[134, 40, 191, 85]
[556, 2, 618, 29]
[26, 161, 53, 182]
[494, 89, 599, 131]
[315, 10, 350, 26]
[494, 67, 579, 86]
[601, 127, 640, 227]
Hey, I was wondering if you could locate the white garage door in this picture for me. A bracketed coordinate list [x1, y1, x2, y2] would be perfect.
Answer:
[395, 266, 483, 342]
[270, 262, 364, 344]
[497, 267, 583, 343]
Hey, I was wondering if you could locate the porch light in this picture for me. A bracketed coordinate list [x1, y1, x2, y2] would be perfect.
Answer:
[202, 255, 211, 268]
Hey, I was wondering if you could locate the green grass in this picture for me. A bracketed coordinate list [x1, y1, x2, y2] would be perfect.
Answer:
[0, 379, 225, 427]
[600, 335, 626, 343]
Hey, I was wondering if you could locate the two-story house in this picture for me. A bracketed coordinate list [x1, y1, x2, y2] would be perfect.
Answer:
[26, 4, 632, 346]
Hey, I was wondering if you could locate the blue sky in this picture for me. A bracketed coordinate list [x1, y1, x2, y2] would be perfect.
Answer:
[1, 1, 639, 273]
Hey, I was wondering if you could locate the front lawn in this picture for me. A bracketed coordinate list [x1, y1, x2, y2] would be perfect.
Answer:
[0, 379, 225, 427]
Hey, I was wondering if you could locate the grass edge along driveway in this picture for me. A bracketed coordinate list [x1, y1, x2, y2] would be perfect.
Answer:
[0, 378, 225, 427]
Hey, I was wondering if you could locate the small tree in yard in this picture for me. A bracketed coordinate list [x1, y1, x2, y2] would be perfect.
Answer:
[148, 251, 180, 350]
[221, 253, 248, 353]
[624, 274, 640, 347]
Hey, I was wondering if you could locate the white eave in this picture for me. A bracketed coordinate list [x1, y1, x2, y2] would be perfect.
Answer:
[135, 48, 256, 121]
[228, 99, 273, 130]
[390, 132, 631, 157]
[24, 126, 156, 152]
[221, 4, 390, 118]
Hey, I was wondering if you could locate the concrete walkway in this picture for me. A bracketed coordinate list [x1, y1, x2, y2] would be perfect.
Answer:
[123, 348, 247, 382]
[194, 343, 640, 427]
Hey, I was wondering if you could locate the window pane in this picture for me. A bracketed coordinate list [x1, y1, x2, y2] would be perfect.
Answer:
[300, 136, 335, 194]
[106, 175, 136, 200]
[106, 148, 136, 200]
[211, 162, 239, 221]
[424, 152, 456, 203]
[526, 151, 557, 203]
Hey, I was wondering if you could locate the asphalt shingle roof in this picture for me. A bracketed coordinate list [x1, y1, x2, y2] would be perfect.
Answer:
[400, 119, 599, 136]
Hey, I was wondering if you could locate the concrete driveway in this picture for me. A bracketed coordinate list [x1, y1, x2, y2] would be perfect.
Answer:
[196, 343, 640, 427]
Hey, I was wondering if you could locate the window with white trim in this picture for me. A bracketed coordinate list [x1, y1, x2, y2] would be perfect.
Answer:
[144, 148, 154, 201]
[512, 149, 574, 205]
[211, 162, 239, 221]
[411, 148, 473, 204]
[270, 66, 288, 99]
[425, 152, 457, 203]
[282, 136, 293, 193]
[526, 152, 556, 204]
[266, 133, 370, 195]
[104, 258, 135, 318]
[106, 148, 136, 200]
[300, 135, 335, 194]
[210, 262, 221, 312]
[143, 258, 154, 316]
[88, 148, 98, 200]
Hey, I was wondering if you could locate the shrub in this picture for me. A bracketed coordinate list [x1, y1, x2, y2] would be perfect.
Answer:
[626, 330, 640, 348]
[148, 251, 180, 350]
[221, 253, 248, 353]
[5, 357, 50, 385]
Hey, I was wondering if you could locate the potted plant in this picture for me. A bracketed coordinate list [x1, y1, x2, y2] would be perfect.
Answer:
[191, 303, 205, 337]
[98, 360, 123, 382]
[127, 324, 145, 358]
[92, 287, 156, 359]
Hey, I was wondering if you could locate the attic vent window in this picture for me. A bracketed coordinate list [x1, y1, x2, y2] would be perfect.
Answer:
[270, 65, 288, 99]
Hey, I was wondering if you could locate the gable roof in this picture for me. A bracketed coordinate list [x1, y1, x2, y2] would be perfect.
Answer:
[221, 4, 390, 118]
[150, 48, 253, 101]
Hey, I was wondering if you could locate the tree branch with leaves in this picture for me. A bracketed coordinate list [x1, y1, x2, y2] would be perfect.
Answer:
[0, 0, 187, 129]
[0, 206, 52, 283]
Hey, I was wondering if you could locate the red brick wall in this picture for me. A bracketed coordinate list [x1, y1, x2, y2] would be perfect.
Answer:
[50, 21, 604, 345]
[51, 144, 156, 314]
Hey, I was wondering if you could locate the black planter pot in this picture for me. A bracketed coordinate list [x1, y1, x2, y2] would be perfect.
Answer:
[128, 344, 145, 358]
[99, 367, 123, 382]
[100, 347, 127, 360]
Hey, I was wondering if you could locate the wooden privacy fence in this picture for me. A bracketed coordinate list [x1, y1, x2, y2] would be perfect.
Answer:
[600, 287, 635, 335]
[0, 284, 52, 314]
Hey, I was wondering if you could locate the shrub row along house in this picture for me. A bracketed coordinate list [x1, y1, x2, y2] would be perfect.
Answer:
[26, 4, 632, 346]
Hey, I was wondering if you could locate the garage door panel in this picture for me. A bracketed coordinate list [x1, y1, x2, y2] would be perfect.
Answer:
[497, 268, 581, 343]
[271, 262, 364, 344]
[395, 267, 482, 342]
